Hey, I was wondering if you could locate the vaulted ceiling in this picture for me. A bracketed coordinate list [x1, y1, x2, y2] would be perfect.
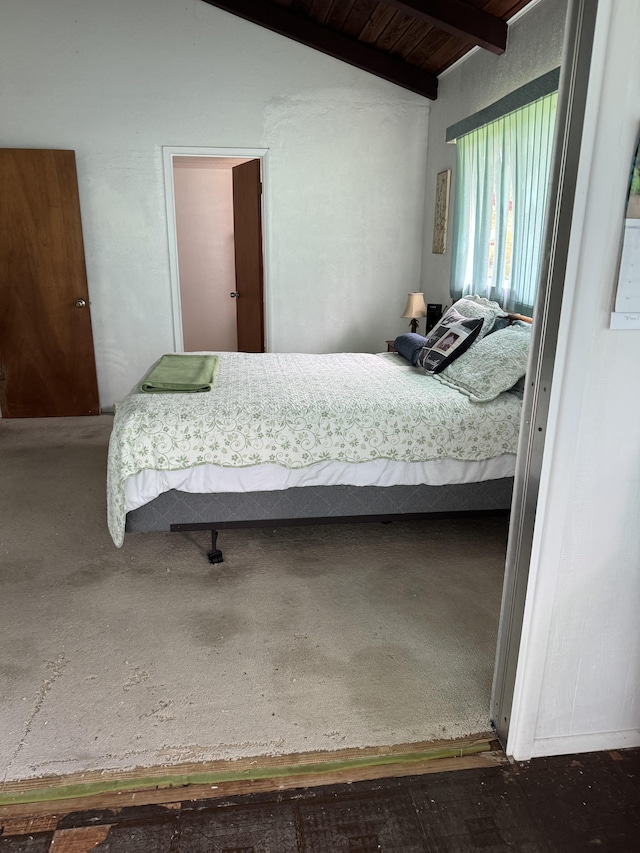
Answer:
[201, 0, 539, 100]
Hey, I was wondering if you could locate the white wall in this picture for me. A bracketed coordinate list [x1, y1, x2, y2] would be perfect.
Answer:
[0, 0, 429, 406]
[420, 0, 567, 307]
[508, 0, 640, 760]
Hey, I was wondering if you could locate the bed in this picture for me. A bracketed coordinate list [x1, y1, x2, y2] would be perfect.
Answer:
[108, 300, 530, 562]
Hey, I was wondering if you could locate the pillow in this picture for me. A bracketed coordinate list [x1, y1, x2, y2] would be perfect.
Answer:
[393, 332, 428, 365]
[452, 295, 508, 338]
[434, 323, 531, 402]
[415, 306, 483, 374]
[488, 316, 511, 334]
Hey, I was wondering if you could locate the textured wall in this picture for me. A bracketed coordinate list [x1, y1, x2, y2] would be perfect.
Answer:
[0, 0, 429, 406]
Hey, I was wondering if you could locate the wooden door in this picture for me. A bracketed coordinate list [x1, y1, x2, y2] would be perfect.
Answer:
[0, 149, 100, 418]
[232, 159, 265, 352]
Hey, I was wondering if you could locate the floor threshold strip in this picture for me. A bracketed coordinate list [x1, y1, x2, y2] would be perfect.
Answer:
[0, 734, 502, 813]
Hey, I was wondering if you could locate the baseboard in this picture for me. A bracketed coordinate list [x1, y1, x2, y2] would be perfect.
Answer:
[529, 729, 640, 759]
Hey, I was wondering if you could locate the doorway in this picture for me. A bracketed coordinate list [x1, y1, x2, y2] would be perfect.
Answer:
[163, 147, 268, 353]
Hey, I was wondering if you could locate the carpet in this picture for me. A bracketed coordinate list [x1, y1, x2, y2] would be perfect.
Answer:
[0, 416, 508, 782]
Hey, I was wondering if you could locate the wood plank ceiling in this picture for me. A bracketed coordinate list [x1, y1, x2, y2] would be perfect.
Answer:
[201, 0, 539, 99]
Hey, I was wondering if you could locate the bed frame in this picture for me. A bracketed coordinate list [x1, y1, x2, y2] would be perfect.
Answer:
[125, 478, 514, 563]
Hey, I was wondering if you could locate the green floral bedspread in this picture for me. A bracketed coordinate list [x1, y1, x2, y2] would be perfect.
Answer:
[107, 352, 523, 546]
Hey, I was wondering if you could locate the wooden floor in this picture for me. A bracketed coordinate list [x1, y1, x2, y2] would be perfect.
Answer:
[1, 749, 639, 851]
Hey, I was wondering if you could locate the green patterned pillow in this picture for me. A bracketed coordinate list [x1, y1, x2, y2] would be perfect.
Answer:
[434, 323, 531, 403]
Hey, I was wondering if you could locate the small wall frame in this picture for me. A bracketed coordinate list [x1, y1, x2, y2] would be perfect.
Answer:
[432, 169, 451, 254]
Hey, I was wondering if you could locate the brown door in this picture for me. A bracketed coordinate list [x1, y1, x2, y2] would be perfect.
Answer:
[0, 149, 100, 418]
[232, 159, 265, 352]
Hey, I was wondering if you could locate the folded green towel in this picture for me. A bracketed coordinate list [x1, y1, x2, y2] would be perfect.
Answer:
[139, 354, 219, 393]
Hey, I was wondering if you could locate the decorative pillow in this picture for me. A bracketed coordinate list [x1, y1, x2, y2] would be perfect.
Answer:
[452, 295, 508, 338]
[434, 323, 532, 402]
[415, 306, 483, 374]
[393, 332, 428, 365]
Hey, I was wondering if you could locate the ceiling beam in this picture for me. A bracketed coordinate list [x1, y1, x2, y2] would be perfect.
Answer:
[201, 0, 438, 99]
[384, 0, 507, 55]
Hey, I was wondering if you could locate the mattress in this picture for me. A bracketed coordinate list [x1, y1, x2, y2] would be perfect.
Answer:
[124, 455, 517, 512]
[108, 352, 523, 546]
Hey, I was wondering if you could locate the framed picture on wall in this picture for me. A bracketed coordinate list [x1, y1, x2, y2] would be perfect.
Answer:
[432, 169, 451, 254]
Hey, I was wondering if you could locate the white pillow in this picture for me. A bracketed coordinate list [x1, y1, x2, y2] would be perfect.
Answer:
[434, 323, 531, 403]
[452, 295, 508, 338]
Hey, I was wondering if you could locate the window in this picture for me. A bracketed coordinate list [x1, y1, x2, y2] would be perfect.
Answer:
[450, 91, 558, 315]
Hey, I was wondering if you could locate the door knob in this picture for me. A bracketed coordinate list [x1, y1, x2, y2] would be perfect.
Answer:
[230, 291, 240, 298]
[75, 299, 87, 308]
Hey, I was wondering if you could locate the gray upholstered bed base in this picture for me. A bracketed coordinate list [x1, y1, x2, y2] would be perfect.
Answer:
[126, 478, 514, 533]
[126, 479, 514, 562]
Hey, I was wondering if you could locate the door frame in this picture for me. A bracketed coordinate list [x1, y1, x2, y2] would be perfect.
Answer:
[162, 146, 270, 352]
[491, 0, 599, 751]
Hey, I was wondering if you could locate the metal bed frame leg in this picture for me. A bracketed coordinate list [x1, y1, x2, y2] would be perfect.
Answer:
[207, 529, 224, 564]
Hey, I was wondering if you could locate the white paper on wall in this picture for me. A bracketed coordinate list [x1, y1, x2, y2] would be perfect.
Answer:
[611, 135, 640, 327]
[615, 220, 640, 312]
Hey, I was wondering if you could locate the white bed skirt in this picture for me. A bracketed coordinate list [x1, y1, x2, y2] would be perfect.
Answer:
[124, 455, 517, 514]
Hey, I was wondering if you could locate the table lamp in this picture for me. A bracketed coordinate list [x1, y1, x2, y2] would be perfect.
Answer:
[401, 292, 427, 334]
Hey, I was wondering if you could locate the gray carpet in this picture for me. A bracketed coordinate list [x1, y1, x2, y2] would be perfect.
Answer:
[0, 416, 508, 782]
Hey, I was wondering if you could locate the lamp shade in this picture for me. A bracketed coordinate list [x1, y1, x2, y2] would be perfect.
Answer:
[401, 292, 427, 319]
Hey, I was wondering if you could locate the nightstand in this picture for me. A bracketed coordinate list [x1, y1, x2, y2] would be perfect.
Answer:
[386, 340, 396, 353]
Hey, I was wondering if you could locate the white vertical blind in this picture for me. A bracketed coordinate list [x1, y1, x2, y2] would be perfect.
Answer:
[450, 91, 558, 314]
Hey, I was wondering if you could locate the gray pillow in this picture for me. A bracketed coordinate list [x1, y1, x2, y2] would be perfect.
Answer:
[452, 295, 508, 338]
[507, 375, 527, 399]
[434, 323, 531, 403]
